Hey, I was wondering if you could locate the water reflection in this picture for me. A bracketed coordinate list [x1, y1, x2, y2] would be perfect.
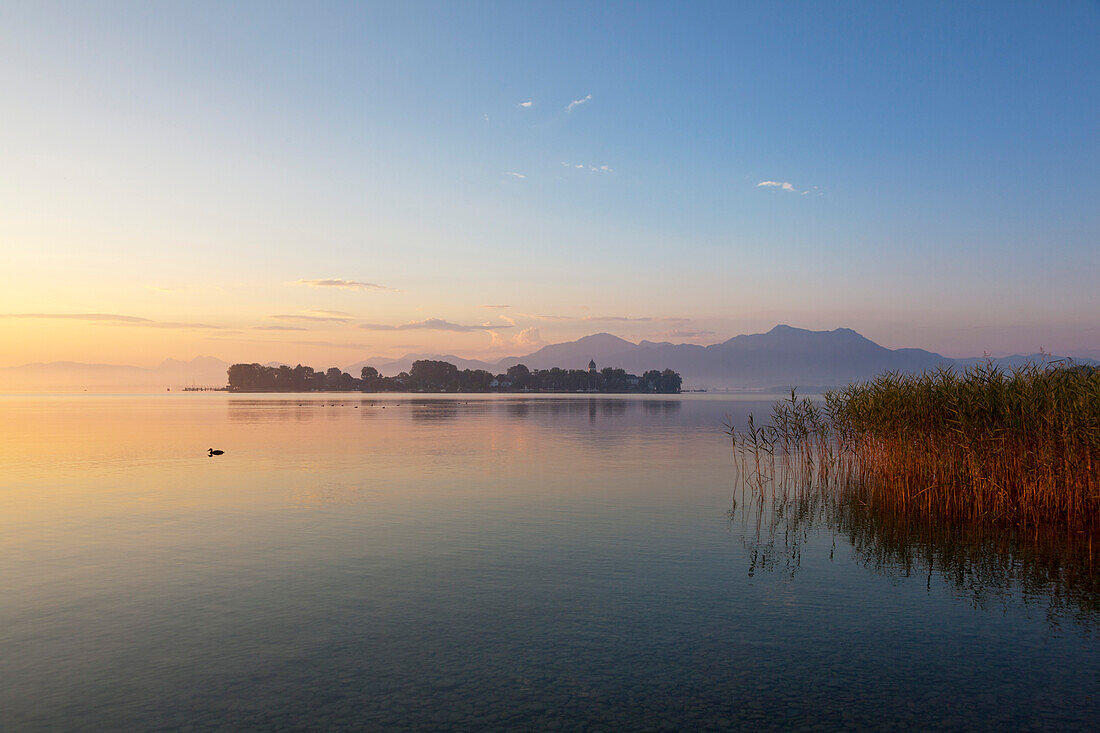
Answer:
[732, 475, 1100, 630]
[224, 395, 681, 424]
[4, 394, 1097, 730]
[408, 401, 461, 422]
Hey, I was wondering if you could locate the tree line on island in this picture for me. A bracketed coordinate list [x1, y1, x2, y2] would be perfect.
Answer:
[227, 360, 682, 393]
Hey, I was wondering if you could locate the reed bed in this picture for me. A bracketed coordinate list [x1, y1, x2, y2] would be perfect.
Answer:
[727, 362, 1100, 529]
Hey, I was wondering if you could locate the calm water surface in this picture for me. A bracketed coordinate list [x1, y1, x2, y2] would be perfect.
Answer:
[2, 394, 1097, 731]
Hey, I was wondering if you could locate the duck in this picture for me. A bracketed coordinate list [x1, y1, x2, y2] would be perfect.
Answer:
[208, 448, 224, 456]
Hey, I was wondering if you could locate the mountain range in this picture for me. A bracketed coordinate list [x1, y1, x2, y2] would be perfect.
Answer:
[2, 326, 1094, 391]
[352, 325, 1093, 390]
[0, 356, 232, 391]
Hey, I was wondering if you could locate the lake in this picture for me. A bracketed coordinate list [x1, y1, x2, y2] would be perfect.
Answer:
[1, 394, 1097, 731]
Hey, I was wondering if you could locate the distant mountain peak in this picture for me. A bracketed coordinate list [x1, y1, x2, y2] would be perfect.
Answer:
[157, 355, 228, 369]
[575, 332, 634, 346]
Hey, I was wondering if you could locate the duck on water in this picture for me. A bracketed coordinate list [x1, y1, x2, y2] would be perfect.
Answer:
[208, 448, 224, 456]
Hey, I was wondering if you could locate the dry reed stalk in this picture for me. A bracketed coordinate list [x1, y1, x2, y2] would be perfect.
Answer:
[729, 364, 1100, 529]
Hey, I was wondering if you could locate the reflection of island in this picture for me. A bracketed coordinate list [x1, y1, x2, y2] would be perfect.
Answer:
[225, 396, 682, 423]
[731, 477, 1100, 629]
[227, 359, 682, 393]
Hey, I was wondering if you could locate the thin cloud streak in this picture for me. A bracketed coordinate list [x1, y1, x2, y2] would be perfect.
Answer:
[756, 180, 797, 192]
[562, 162, 612, 173]
[204, 336, 374, 350]
[289, 340, 374, 350]
[583, 316, 689, 324]
[146, 321, 225, 330]
[359, 318, 513, 332]
[291, 279, 401, 292]
[520, 313, 690, 324]
[518, 313, 572, 322]
[0, 313, 222, 329]
[566, 94, 591, 112]
[661, 329, 716, 340]
[305, 309, 354, 317]
[269, 314, 352, 323]
[1, 313, 153, 323]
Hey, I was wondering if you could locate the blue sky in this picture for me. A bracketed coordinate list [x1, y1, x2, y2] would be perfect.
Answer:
[1, 1, 1098, 365]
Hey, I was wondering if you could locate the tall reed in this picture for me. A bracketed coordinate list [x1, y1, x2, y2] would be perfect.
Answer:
[728, 363, 1100, 529]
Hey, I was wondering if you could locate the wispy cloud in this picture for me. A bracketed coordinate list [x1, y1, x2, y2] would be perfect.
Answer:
[291, 279, 401, 292]
[0, 313, 222, 329]
[359, 318, 513, 332]
[1, 313, 153, 323]
[149, 322, 225, 330]
[518, 313, 572, 322]
[756, 180, 797, 192]
[584, 316, 688, 324]
[205, 336, 374, 350]
[288, 340, 374, 350]
[520, 313, 689, 324]
[563, 162, 612, 173]
[505, 172, 526, 179]
[518, 100, 532, 108]
[251, 325, 308, 331]
[305, 309, 353, 317]
[566, 94, 592, 112]
[269, 314, 352, 323]
[480, 304, 511, 309]
[663, 329, 716, 340]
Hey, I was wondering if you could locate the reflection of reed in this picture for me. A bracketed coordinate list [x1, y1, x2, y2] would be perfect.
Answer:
[834, 496, 1098, 623]
[730, 459, 1100, 628]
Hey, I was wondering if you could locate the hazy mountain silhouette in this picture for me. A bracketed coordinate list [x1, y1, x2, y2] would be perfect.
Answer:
[495, 333, 640, 371]
[4, 326, 1094, 391]
[0, 356, 230, 391]
[489, 325, 953, 389]
[348, 335, 642, 377]
[346, 353, 499, 376]
[347, 325, 1094, 389]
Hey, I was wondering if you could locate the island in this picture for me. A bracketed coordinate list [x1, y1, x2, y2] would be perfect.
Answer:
[227, 359, 682, 393]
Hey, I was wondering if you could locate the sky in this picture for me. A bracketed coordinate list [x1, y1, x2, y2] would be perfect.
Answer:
[2, 1, 1098, 367]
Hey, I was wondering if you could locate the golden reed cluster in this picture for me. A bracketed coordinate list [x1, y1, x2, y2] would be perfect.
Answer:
[728, 363, 1100, 529]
